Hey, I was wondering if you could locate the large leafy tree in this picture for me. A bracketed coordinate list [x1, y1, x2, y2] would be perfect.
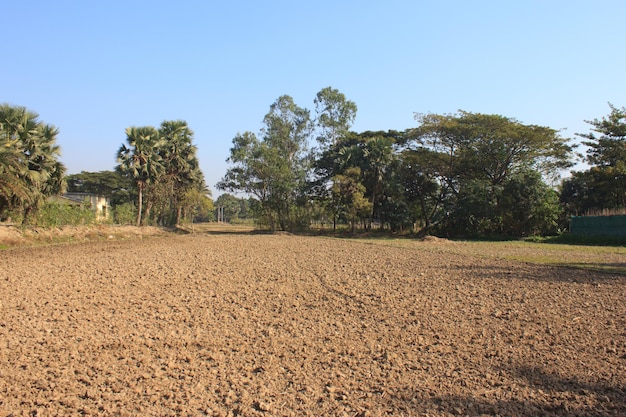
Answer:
[116, 126, 163, 226]
[0, 104, 66, 222]
[218, 95, 312, 231]
[414, 111, 573, 187]
[410, 111, 573, 236]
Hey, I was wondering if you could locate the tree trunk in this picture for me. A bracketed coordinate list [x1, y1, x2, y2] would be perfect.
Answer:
[136, 186, 143, 227]
[176, 205, 182, 226]
[144, 201, 153, 226]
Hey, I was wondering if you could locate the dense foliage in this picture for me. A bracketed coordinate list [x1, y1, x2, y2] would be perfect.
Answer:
[0, 104, 66, 223]
[561, 104, 626, 215]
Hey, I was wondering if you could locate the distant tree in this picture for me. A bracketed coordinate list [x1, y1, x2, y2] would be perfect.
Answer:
[179, 188, 213, 225]
[215, 193, 243, 222]
[65, 170, 134, 206]
[329, 131, 398, 229]
[560, 168, 621, 215]
[155, 120, 205, 225]
[397, 148, 447, 234]
[499, 170, 561, 236]
[578, 103, 626, 168]
[331, 167, 371, 233]
[414, 111, 573, 187]
[360, 134, 396, 228]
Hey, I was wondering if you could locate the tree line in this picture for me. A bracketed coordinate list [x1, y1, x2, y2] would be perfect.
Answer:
[1, 94, 624, 236]
[218, 88, 625, 237]
[0, 105, 211, 227]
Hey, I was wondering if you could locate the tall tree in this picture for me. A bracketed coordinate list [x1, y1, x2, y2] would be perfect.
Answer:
[218, 95, 312, 231]
[116, 126, 162, 226]
[414, 111, 573, 187]
[578, 103, 626, 168]
[157, 120, 203, 225]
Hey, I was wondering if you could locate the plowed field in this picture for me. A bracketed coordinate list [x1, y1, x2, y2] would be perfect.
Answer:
[1, 231, 624, 416]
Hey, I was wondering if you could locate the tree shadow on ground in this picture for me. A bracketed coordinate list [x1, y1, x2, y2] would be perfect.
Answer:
[449, 263, 624, 284]
[391, 363, 625, 416]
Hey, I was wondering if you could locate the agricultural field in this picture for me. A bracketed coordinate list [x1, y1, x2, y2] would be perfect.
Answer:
[0, 226, 624, 416]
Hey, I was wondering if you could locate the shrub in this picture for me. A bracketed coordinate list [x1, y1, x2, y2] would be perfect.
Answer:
[30, 202, 95, 228]
[113, 203, 136, 225]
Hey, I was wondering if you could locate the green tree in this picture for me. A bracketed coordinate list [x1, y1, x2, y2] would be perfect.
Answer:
[179, 188, 213, 226]
[116, 126, 163, 226]
[215, 193, 244, 222]
[397, 148, 447, 234]
[361, 134, 396, 228]
[331, 167, 371, 233]
[65, 170, 134, 206]
[155, 120, 204, 226]
[411, 111, 573, 236]
[500, 170, 561, 236]
[218, 95, 312, 231]
[563, 104, 626, 213]
[331, 132, 398, 229]
[0, 104, 66, 222]
[578, 104, 626, 168]
[560, 168, 622, 215]
[414, 111, 573, 187]
[314, 86, 357, 148]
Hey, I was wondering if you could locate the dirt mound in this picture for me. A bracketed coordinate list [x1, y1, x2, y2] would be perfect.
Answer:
[420, 235, 454, 243]
[0, 234, 624, 416]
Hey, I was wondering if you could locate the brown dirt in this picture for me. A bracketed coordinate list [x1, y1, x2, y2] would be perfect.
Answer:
[0, 233, 624, 416]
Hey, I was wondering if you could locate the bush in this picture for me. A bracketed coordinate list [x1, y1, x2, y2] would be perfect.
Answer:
[113, 203, 136, 225]
[30, 202, 96, 228]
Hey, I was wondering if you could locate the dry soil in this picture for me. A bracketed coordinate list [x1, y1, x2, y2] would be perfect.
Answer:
[0, 232, 624, 416]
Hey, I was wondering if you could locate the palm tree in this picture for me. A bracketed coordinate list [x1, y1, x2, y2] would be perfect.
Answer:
[0, 142, 26, 213]
[116, 126, 163, 226]
[158, 120, 203, 225]
[159, 120, 198, 224]
[0, 104, 66, 220]
[362, 136, 395, 229]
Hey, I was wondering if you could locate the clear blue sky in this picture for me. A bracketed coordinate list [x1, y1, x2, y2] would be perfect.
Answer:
[3, 0, 625, 196]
